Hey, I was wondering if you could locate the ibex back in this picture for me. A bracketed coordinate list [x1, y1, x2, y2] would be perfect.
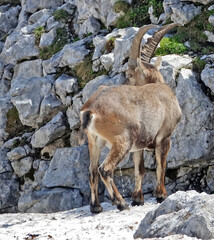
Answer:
[80, 23, 182, 213]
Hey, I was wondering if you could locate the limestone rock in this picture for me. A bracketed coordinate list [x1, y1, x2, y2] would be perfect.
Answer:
[163, 0, 201, 24]
[11, 157, 33, 177]
[0, 32, 39, 65]
[7, 145, 33, 162]
[18, 188, 82, 213]
[41, 138, 65, 159]
[32, 160, 50, 189]
[66, 93, 83, 129]
[166, 68, 214, 168]
[134, 191, 214, 239]
[75, 0, 121, 29]
[100, 53, 114, 71]
[82, 73, 126, 103]
[204, 31, 214, 43]
[13, 59, 43, 80]
[201, 66, 214, 93]
[10, 75, 62, 128]
[0, 5, 21, 41]
[26, 0, 64, 13]
[206, 166, 214, 192]
[43, 37, 91, 75]
[31, 112, 67, 149]
[0, 97, 13, 146]
[187, 0, 213, 4]
[209, 15, 214, 26]
[78, 16, 101, 38]
[39, 28, 56, 48]
[42, 145, 90, 197]
[55, 74, 78, 106]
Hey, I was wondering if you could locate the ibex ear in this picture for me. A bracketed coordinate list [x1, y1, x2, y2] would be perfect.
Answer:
[155, 56, 162, 70]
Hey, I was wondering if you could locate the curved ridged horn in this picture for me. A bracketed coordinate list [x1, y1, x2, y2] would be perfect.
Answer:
[141, 23, 182, 63]
[128, 24, 158, 67]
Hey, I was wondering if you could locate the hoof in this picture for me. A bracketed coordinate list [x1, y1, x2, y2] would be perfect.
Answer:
[117, 201, 130, 211]
[156, 197, 166, 203]
[90, 204, 103, 214]
[131, 200, 144, 206]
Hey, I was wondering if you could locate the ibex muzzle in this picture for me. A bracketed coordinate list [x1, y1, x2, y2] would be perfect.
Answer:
[80, 23, 182, 213]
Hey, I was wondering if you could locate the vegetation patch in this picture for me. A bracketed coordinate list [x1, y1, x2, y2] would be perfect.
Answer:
[39, 28, 68, 60]
[174, 10, 214, 55]
[34, 26, 45, 44]
[6, 107, 24, 139]
[115, 0, 164, 28]
[0, 0, 20, 6]
[104, 37, 116, 53]
[192, 57, 206, 73]
[53, 9, 70, 21]
[73, 54, 108, 89]
[155, 37, 187, 56]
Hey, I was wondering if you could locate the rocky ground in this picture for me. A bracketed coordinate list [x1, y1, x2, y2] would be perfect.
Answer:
[1, 191, 213, 240]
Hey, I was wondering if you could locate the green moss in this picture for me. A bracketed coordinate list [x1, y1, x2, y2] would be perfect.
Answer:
[53, 9, 70, 21]
[155, 37, 187, 56]
[105, 37, 116, 53]
[0, 0, 20, 6]
[6, 107, 23, 139]
[71, 54, 108, 89]
[34, 26, 45, 41]
[192, 57, 206, 73]
[39, 28, 68, 60]
[148, 0, 164, 18]
[114, 1, 130, 13]
[115, 0, 164, 28]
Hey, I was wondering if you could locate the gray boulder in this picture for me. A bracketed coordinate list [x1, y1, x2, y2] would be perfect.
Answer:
[43, 37, 91, 75]
[204, 31, 214, 43]
[0, 97, 13, 146]
[11, 157, 33, 178]
[206, 166, 214, 192]
[82, 73, 126, 103]
[13, 59, 43, 80]
[163, 0, 201, 24]
[78, 16, 101, 38]
[18, 188, 82, 213]
[0, 149, 20, 213]
[134, 191, 214, 239]
[39, 28, 56, 48]
[55, 74, 78, 106]
[31, 112, 67, 149]
[0, 5, 21, 41]
[42, 145, 90, 197]
[10, 75, 62, 128]
[201, 66, 214, 93]
[26, 0, 64, 13]
[0, 32, 39, 65]
[66, 93, 83, 129]
[7, 145, 33, 162]
[167, 68, 214, 168]
[75, 0, 121, 29]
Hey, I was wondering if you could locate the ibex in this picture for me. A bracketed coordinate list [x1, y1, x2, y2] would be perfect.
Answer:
[80, 23, 182, 213]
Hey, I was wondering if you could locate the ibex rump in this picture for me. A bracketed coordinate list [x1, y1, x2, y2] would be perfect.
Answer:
[80, 23, 182, 213]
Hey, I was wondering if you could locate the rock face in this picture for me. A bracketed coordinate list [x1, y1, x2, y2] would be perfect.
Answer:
[134, 191, 214, 239]
[0, 0, 213, 216]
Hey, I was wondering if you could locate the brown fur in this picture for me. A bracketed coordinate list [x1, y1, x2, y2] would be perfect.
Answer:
[80, 24, 182, 213]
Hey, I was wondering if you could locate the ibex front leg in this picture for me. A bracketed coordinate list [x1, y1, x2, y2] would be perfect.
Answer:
[88, 133, 105, 213]
[98, 136, 130, 211]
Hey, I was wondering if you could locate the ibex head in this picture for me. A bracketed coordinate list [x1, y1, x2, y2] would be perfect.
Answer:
[126, 23, 181, 86]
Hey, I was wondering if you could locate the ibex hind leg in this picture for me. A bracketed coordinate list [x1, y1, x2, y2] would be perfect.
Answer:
[88, 133, 105, 213]
[132, 150, 145, 206]
[155, 137, 171, 202]
[98, 138, 130, 211]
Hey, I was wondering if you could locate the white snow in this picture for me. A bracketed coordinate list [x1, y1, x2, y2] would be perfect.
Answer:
[0, 198, 200, 240]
